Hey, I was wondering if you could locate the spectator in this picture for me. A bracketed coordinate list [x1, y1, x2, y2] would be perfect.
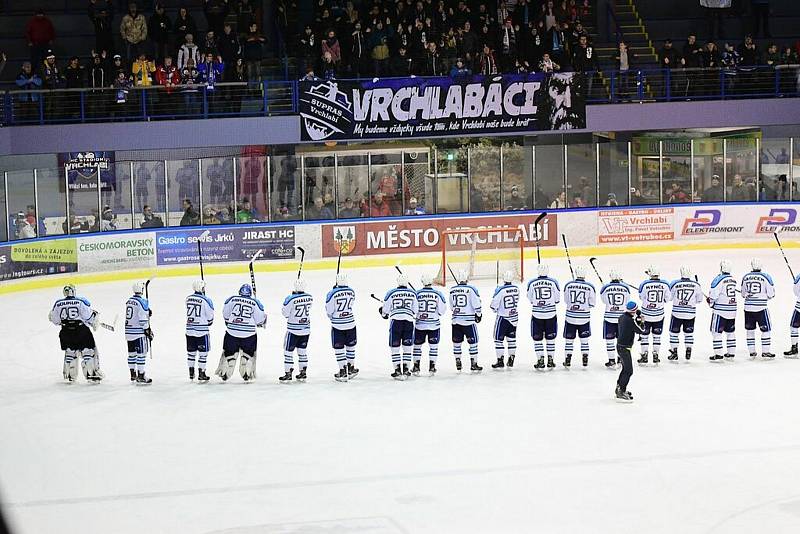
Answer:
[667, 182, 689, 203]
[683, 34, 703, 68]
[321, 51, 337, 80]
[338, 197, 360, 218]
[25, 10, 55, 72]
[15, 61, 43, 117]
[120, 2, 148, 62]
[460, 21, 480, 65]
[88, 1, 115, 56]
[505, 186, 526, 210]
[571, 193, 586, 208]
[112, 69, 133, 106]
[131, 53, 156, 86]
[134, 162, 151, 208]
[606, 193, 619, 206]
[738, 35, 759, 67]
[349, 21, 367, 77]
[613, 41, 637, 100]
[173, 7, 197, 46]
[65, 56, 86, 90]
[728, 174, 755, 201]
[203, 206, 220, 224]
[236, 197, 259, 223]
[405, 197, 427, 215]
[204, 30, 218, 56]
[498, 17, 517, 72]
[703, 174, 724, 201]
[89, 54, 108, 88]
[306, 196, 334, 220]
[572, 34, 597, 96]
[764, 43, 780, 66]
[525, 23, 544, 67]
[204, 0, 230, 37]
[549, 191, 567, 208]
[547, 21, 569, 65]
[218, 23, 240, 70]
[372, 36, 391, 76]
[450, 57, 472, 80]
[243, 23, 266, 82]
[178, 33, 201, 70]
[63, 214, 87, 234]
[370, 192, 393, 217]
[701, 41, 721, 95]
[110, 54, 129, 79]
[155, 56, 181, 93]
[41, 51, 64, 89]
[321, 29, 341, 66]
[149, 3, 172, 62]
[180, 198, 200, 226]
[479, 44, 497, 75]
[14, 212, 36, 239]
[780, 46, 798, 65]
[424, 42, 443, 76]
[538, 51, 560, 72]
[389, 46, 414, 77]
[197, 51, 225, 89]
[659, 39, 680, 70]
[720, 42, 741, 92]
[100, 205, 117, 231]
[298, 26, 318, 75]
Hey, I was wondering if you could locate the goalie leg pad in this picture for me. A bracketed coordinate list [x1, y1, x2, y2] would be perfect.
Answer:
[217, 352, 238, 380]
[63, 350, 79, 381]
[239, 352, 257, 380]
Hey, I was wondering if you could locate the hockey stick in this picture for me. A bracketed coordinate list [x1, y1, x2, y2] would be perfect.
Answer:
[145, 278, 154, 360]
[561, 234, 574, 279]
[496, 260, 499, 286]
[99, 313, 119, 332]
[249, 249, 263, 297]
[774, 232, 796, 280]
[694, 274, 711, 301]
[534, 212, 548, 264]
[198, 239, 205, 281]
[370, 293, 382, 303]
[394, 265, 417, 291]
[335, 238, 343, 276]
[447, 263, 458, 285]
[297, 246, 306, 279]
[589, 257, 604, 284]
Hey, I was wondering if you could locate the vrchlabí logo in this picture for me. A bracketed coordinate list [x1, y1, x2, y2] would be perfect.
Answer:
[756, 208, 800, 233]
[300, 82, 353, 141]
[681, 209, 744, 235]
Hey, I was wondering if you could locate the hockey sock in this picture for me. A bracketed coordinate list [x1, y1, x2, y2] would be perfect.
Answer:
[187, 351, 196, 370]
[198, 352, 207, 371]
[284, 351, 294, 372]
[335, 348, 346, 369]
[713, 332, 724, 356]
[454, 343, 462, 359]
[534, 340, 544, 359]
[685, 333, 694, 349]
[346, 347, 355, 363]
[127, 353, 137, 371]
[640, 334, 650, 352]
[545, 339, 555, 358]
[402, 346, 412, 364]
[792, 327, 799, 345]
[746, 330, 756, 353]
[606, 340, 615, 360]
[726, 333, 736, 354]
[762, 331, 771, 353]
[429, 343, 439, 363]
[391, 347, 401, 365]
[413, 345, 423, 362]
[669, 333, 679, 349]
[468, 343, 478, 360]
[508, 337, 516, 358]
[494, 339, 505, 358]
[65, 350, 76, 366]
[653, 334, 661, 353]
[579, 339, 589, 354]
[136, 353, 146, 374]
[564, 339, 574, 354]
[298, 348, 308, 369]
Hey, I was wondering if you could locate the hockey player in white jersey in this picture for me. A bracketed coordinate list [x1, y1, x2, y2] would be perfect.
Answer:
[280, 279, 314, 382]
[449, 270, 483, 372]
[49, 284, 103, 382]
[562, 266, 596, 367]
[185, 280, 214, 382]
[786, 273, 800, 358]
[708, 260, 738, 361]
[527, 263, 560, 370]
[125, 281, 153, 384]
[325, 274, 358, 382]
[741, 259, 776, 358]
[413, 274, 447, 375]
[491, 270, 520, 369]
[218, 284, 266, 381]
[599, 270, 630, 368]
[637, 266, 671, 364]
[381, 274, 418, 379]
[667, 266, 704, 362]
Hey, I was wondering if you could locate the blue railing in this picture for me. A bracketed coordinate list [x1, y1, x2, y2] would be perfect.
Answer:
[3, 66, 799, 126]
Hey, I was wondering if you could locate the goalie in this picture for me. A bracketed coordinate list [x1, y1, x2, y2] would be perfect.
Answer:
[49, 284, 104, 383]
[217, 284, 266, 382]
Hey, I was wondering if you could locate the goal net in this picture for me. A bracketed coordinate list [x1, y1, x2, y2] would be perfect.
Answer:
[434, 227, 524, 286]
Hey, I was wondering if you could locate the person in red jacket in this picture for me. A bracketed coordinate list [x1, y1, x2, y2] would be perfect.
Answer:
[25, 10, 55, 73]
[370, 192, 394, 218]
[155, 55, 181, 114]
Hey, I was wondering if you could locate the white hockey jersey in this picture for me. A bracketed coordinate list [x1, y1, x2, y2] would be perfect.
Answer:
[283, 292, 313, 336]
[415, 287, 447, 331]
[563, 280, 595, 324]
[125, 295, 151, 341]
[325, 286, 356, 330]
[709, 274, 737, 319]
[449, 283, 482, 326]
[49, 296, 97, 328]
[526, 276, 560, 319]
[223, 295, 267, 338]
[185, 292, 214, 337]
[740, 271, 775, 312]
[669, 278, 704, 320]
[491, 283, 520, 325]
[638, 279, 671, 321]
[382, 287, 418, 322]
[599, 282, 630, 323]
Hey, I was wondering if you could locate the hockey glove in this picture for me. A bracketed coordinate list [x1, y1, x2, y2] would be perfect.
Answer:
[88, 311, 99, 331]
[144, 328, 154, 341]
[475, 314, 482, 323]
[378, 306, 389, 319]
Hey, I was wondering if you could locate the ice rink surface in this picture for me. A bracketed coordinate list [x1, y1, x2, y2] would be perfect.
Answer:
[2, 247, 800, 533]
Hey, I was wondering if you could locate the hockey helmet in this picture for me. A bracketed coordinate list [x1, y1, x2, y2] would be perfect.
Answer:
[625, 301, 639, 313]
[457, 269, 469, 284]
[503, 270, 515, 283]
[294, 278, 306, 293]
[193, 280, 206, 293]
[750, 258, 762, 272]
[132, 281, 145, 295]
[647, 265, 660, 278]
[574, 265, 586, 280]
[609, 269, 622, 282]
[63, 284, 76, 297]
[680, 266, 693, 279]
[720, 260, 732, 274]
[335, 273, 348, 287]
[537, 263, 549, 277]
[421, 273, 434, 286]
[397, 273, 409, 287]
[239, 284, 253, 297]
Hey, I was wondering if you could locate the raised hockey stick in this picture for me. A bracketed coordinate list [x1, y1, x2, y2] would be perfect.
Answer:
[561, 234, 574, 279]
[249, 249, 263, 297]
[589, 257, 604, 284]
[447, 263, 458, 285]
[197, 237, 206, 282]
[297, 246, 306, 279]
[335, 238, 343, 276]
[774, 232, 796, 280]
[534, 212, 548, 265]
[394, 265, 417, 291]
[496, 260, 499, 286]
[145, 278, 154, 359]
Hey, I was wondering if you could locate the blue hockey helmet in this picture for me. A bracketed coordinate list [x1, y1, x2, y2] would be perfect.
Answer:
[239, 284, 252, 297]
[625, 301, 639, 313]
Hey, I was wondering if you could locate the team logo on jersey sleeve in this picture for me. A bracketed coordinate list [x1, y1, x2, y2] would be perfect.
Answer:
[332, 226, 357, 255]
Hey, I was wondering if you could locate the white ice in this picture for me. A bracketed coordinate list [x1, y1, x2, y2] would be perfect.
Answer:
[2, 247, 800, 534]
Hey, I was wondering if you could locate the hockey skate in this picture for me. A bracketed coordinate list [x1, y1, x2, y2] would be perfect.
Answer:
[391, 365, 405, 380]
[189, 367, 195, 380]
[455, 357, 462, 371]
[136, 372, 152, 385]
[534, 356, 545, 370]
[749, 352, 758, 359]
[762, 352, 775, 359]
[491, 357, 505, 369]
[546, 355, 555, 369]
[197, 369, 210, 382]
[724, 353, 735, 360]
[709, 354, 723, 362]
[411, 361, 421, 376]
[615, 386, 633, 403]
[402, 364, 411, 377]
[637, 352, 649, 365]
[470, 359, 483, 372]
[563, 354, 572, 368]
[685, 347, 692, 360]
[582, 354, 588, 367]
[507, 355, 515, 368]
[130, 369, 137, 382]
[652, 352, 660, 364]
[784, 344, 798, 358]
[279, 369, 293, 383]
[334, 368, 349, 382]
[667, 348, 679, 361]
[296, 367, 307, 381]
[604, 358, 617, 369]
[347, 362, 359, 378]
[429, 361, 437, 375]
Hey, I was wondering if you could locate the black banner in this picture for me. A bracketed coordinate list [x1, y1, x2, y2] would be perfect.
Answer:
[299, 73, 586, 141]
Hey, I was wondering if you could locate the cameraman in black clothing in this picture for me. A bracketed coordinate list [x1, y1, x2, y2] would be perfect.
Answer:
[617, 300, 645, 402]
